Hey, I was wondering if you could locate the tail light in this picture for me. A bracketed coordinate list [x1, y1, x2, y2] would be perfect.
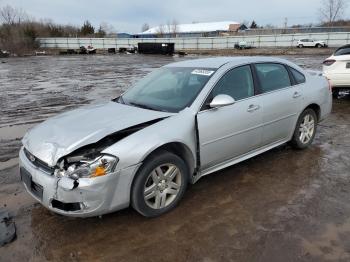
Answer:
[323, 59, 336, 66]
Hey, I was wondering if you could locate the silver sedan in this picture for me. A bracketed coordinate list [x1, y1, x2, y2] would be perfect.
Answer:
[19, 57, 332, 217]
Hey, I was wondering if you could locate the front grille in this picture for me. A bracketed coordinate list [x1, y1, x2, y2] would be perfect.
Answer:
[23, 148, 54, 174]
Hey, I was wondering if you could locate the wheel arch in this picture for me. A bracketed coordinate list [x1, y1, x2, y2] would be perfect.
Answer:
[129, 141, 196, 207]
[134, 141, 196, 182]
[148, 142, 195, 176]
[304, 103, 321, 121]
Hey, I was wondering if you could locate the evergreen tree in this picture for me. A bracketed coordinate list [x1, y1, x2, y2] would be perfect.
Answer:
[80, 20, 94, 36]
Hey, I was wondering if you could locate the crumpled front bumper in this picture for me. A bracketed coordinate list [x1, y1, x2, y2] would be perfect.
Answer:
[19, 147, 141, 217]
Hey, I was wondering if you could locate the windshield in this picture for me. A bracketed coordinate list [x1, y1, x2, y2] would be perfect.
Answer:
[119, 67, 216, 112]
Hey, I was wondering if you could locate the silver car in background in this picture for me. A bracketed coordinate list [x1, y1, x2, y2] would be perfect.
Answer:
[19, 57, 332, 217]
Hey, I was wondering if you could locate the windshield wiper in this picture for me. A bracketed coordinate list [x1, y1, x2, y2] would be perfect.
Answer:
[128, 102, 159, 111]
[113, 96, 130, 105]
[115, 97, 169, 112]
[128, 101, 170, 112]
[118, 96, 126, 104]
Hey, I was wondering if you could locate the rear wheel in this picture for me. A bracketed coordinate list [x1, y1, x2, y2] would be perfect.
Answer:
[291, 109, 317, 149]
[332, 89, 339, 98]
[131, 150, 188, 217]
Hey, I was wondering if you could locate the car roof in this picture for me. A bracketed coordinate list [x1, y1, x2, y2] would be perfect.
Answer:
[165, 56, 295, 69]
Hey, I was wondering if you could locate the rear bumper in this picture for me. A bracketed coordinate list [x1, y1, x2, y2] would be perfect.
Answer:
[19, 147, 140, 217]
[324, 72, 350, 88]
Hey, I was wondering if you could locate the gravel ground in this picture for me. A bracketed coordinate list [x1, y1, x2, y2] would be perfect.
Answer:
[0, 53, 349, 262]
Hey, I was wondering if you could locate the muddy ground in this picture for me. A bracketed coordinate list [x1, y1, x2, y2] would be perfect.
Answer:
[0, 53, 349, 261]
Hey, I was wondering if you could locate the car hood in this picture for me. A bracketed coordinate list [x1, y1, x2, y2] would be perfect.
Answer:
[22, 101, 173, 167]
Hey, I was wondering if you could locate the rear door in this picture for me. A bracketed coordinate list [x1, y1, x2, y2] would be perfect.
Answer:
[197, 65, 263, 169]
[253, 63, 303, 146]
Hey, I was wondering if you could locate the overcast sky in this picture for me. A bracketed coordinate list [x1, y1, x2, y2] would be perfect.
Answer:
[1, 0, 349, 33]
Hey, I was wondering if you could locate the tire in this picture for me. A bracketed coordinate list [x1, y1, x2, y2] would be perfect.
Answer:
[298, 44, 303, 48]
[291, 109, 317, 149]
[332, 89, 339, 98]
[131, 150, 189, 217]
[316, 44, 322, 48]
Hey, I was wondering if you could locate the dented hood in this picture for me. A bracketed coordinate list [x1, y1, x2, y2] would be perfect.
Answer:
[22, 102, 172, 167]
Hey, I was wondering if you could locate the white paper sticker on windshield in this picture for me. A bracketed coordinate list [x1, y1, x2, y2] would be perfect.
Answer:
[191, 69, 214, 76]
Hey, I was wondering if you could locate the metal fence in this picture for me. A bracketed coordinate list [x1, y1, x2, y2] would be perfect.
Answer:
[236, 27, 350, 36]
[38, 32, 350, 50]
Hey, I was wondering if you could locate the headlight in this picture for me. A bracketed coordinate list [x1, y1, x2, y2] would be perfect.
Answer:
[56, 155, 118, 179]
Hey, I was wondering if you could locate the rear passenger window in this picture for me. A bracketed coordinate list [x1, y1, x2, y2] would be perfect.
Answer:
[255, 63, 291, 93]
[334, 46, 350, 56]
[290, 67, 306, 84]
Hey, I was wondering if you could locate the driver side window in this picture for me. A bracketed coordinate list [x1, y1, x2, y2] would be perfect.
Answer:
[211, 65, 255, 101]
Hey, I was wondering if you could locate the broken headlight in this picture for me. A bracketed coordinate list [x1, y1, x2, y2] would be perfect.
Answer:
[55, 155, 118, 179]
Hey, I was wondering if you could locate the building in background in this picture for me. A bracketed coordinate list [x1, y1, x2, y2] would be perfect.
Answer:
[135, 21, 243, 38]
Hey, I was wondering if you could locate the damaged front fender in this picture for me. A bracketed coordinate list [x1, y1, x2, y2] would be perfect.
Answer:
[102, 107, 198, 172]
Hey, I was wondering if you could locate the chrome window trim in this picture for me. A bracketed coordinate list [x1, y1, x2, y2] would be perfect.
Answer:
[197, 84, 299, 115]
[198, 63, 305, 115]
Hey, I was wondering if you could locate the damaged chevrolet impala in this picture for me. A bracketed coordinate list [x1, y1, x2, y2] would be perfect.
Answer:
[19, 57, 332, 217]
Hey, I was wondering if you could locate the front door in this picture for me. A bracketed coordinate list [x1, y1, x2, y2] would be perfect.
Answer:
[197, 65, 263, 170]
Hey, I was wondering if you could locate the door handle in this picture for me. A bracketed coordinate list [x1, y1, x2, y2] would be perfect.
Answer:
[247, 104, 260, 112]
[293, 92, 301, 98]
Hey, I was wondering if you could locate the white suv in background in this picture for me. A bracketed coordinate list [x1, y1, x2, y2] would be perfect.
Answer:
[297, 39, 328, 48]
[323, 44, 350, 97]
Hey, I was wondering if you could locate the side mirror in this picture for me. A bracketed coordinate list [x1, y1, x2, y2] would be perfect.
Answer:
[209, 94, 235, 108]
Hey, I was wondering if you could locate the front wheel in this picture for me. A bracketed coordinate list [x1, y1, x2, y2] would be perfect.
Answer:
[316, 44, 322, 48]
[291, 109, 317, 149]
[131, 150, 188, 217]
[298, 44, 303, 48]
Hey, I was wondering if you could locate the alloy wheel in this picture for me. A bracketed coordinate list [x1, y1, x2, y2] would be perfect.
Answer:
[143, 164, 182, 209]
[299, 114, 315, 144]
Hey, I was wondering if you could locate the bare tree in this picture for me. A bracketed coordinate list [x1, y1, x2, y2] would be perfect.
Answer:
[264, 24, 274, 29]
[100, 22, 116, 35]
[156, 24, 165, 38]
[141, 23, 149, 32]
[171, 19, 178, 37]
[0, 5, 27, 24]
[166, 19, 179, 38]
[166, 21, 172, 37]
[319, 0, 348, 26]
